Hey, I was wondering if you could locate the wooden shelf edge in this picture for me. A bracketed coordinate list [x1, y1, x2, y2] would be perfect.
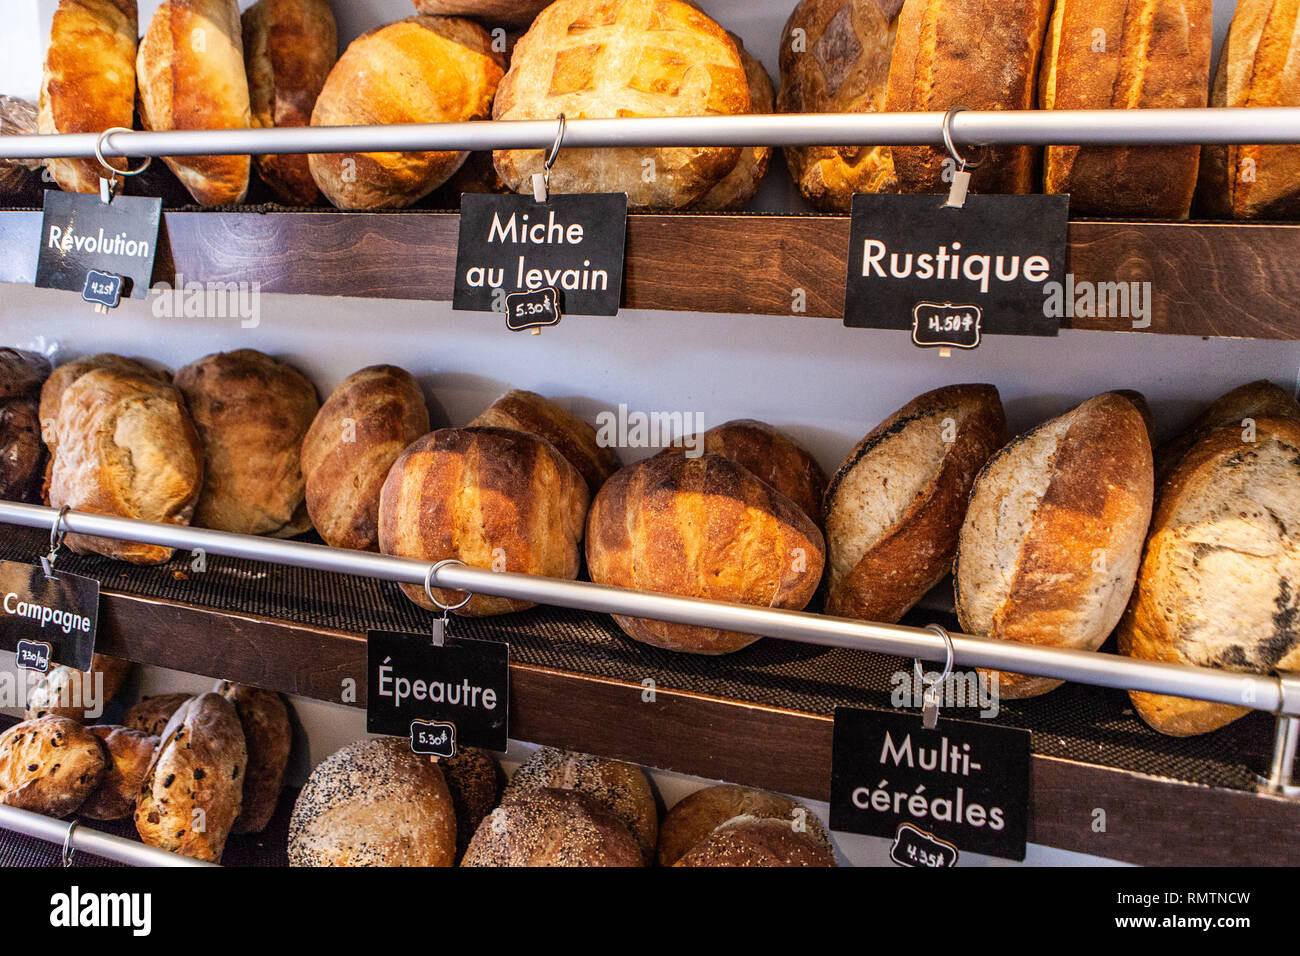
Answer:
[94, 588, 1299, 868]
[3, 210, 1299, 339]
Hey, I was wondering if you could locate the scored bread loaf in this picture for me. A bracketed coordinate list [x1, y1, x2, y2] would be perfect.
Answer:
[824, 385, 1005, 625]
[0, 348, 50, 504]
[657, 784, 832, 867]
[175, 349, 319, 538]
[674, 814, 838, 867]
[25, 654, 132, 721]
[694, 34, 774, 212]
[585, 452, 825, 654]
[214, 680, 291, 834]
[1157, 380, 1300, 482]
[301, 365, 430, 551]
[1040, 0, 1211, 218]
[438, 747, 502, 860]
[81, 726, 158, 820]
[137, 0, 252, 206]
[309, 16, 503, 210]
[469, 388, 620, 494]
[135, 693, 247, 863]
[492, 0, 751, 210]
[954, 392, 1154, 698]
[123, 693, 192, 736]
[887, 0, 1053, 194]
[378, 426, 590, 617]
[1119, 417, 1300, 736]
[0, 717, 105, 818]
[39, 0, 138, 195]
[462, 786, 645, 867]
[242, 0, 338, 205]
[412, 0, 551, 29]
[39, 354, 169, 457]
[1197, 0, 1300, 219]
[777, 0, 902, 211]
[288, 736, 457, 866]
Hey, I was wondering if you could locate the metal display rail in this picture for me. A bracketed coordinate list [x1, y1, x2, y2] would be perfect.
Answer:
[0, 805, 215, 868]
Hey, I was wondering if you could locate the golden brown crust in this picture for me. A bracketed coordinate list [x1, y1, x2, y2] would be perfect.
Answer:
[378, 426, 590, 616]
[81, 725, 158, 820]
[309, 16, 504, 210]
[1156, 379, 1300, 482]
[302, 365, 430, 551]
[25, 654, 132, 722]
[137, 0, 251, 206]
[657, 784, 832, 866]
[0, 717, 105, 818]
[694, 37, 774, 211]
[439, 747, 502, 860]
[242, 0, 337, 204]
[175, 349, 319, 537]
[1041, 0, 1211, 218]
[123, 693, 193, 736]
[39, 354, 169, 456]
[214, 681, 291, 834]
[585, 452, 825, 654]
[674, 815, 838, 866]
[887, 0, 1053, 194]
[412, 0, 552, 29]
[462, 786, 645, 866]
[492, 0, 750, 210]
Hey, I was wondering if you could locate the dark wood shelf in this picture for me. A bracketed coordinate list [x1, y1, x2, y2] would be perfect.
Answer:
[3, 208, 1299, 339]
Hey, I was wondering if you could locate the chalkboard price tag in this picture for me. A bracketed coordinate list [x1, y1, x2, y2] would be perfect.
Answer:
[15, 639, 53, 674]
[82, 269, 123, 309]
[505, 287, 562, 332]
[366, 629, 509, 754]
[0, 560, 99, 671]
[829, 706, 1030, 862]
[890, 823, 959, 868]
[35, 189, 161, 301]
[912, 301, 981, 350]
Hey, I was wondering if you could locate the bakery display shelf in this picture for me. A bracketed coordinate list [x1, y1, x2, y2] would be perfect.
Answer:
[1, 525, 1294, 867]
[1, 207, 1299, 340]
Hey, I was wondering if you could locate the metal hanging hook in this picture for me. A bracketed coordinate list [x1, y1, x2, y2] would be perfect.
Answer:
[915, 623, 956, 729]
[941, 106, 984, 171]
[41, 505, 71, 577]
[61, 822, 77, 867]
[424, 559, 472, 648]
[93, 126, 151, 202]
[533, 114, 566, 202]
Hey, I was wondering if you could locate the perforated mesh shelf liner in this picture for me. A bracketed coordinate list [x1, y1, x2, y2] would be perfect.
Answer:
[0, 526, 1275, 795]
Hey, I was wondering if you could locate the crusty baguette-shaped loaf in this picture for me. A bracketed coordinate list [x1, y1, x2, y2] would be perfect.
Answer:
[492, 0, 751, 210]
[135, 693, 246, 862]
[955, 392, 1154, 698]
[309, 16, 503, 210]
[49, 368, 203, 565]
[503, 748, 657, 863]
[825, 385, 1005, 625]
[378, 426, 590, 616]
[1198, 0, 1300, 219]
[0, 348, 52, 401]
[1040, 0, 1211, 218]
[81, 725, 158, 821]
[585, 452, 825, 654]
[439, 747, 502, 861]
[463, 786, 645, 867]
[302, 365, 430, 551]
[413, 0, 551, 29]
[657, 784, 832, 867]
[0, 717, 105, 818]
[288, 736, 457, 866]
[1156, 379, 1300, 482]
[777, 0, 901, 211]
[470, 388, 620, 494]
[242, 0, 338, 205]
[25, 654, 132, 721]
[137, 0, 251, 206]
[175, 349, 319, 538]
[214, 680, 291, 834]
[695, 36, 774, 211]
[887, 0, 1053, 194]
[1119, 417, 1300, 736]
[39, 354, 168, 456]
[123, 693, 192, 736]
[674, 814, 838, 867]
[39, 0, 138, 194]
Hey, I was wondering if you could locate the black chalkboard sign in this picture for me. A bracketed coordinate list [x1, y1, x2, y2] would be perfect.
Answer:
[505, 288, 562, 332]
[912, 302, 981, 349]
[0, 560, 99, 671]
[82, 269, 124, 309]
[890, 822, 960, 868]
[35, 190, 160, 301]
[15, 639, 53, 674]
[409, 719, 458, 758]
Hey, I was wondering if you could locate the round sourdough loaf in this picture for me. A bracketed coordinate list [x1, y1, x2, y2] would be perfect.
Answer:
[674, 814, 837, 867]
[0, 349, 49, 504]
[1119, 417, 1300, 736]
[288, 737, 457, 866]
[954, 392, 1154, 699]
[1156, 380, 1300, 482]
[379, 426, 589, 616]
[824, 384, 1005, 625]
[0, 717, 105, 818]
[462, 786, 645, 866]
[0, 348, 52, 401]
[438, 747, 502, 860]
[657, 784, 832, 867]
[39, 354, 169, 456]
[214, 681, 291, 834]
[586, 452, 825, 654]
[81, 726, 158, 821]
[492, 0, 751, 210]
[694, 35, 774, 211]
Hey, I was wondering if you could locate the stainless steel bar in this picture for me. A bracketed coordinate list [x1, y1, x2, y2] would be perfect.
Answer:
[1265, 717, 1299, 794]
[1, 108, 1299, 161]
[0, 501, 1288, 715]
[0, 805, 216, 867]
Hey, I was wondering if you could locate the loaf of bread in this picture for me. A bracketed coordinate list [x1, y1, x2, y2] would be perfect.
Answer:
[586, 452, 825, 654]
[378, 426, 590, 616]
[657, 784, 833, 866]
[0, 717, 105, 818]
[1198, 0, 1300, 219]
[25, 654, 132, 721]
[137, 0, 252, 206]
[503, 748, 657, 862]
[955, 392, 1154, 698]
[302, 365, 430, 551]
[81, 725, 158, 820]
[462, 786, 645, 866]
[135, 693, 247, 862]
[39, 353, 169, 457]
[288, 737, 457, 866]
[48, 367, 203, 564]
[825, 385, 1005, 625]
[492, 0, 751, 210]
[439, 747, 502, 860]
[175, 349, 319, 538]
[39, 0, 138, 194]
[0, 348, 50, 504]
[413, 0, 550, 29]
[887, 0, 1052, 194]
[777, 0, 901, 211]
[309, 16, 503, 210]
[214, 680, 291, 834]
[674, 814, 838, 866]
[694, 35, 773, 211]
[1119, 416, 1300, 736]
[469, 389, 620, 494]
[242, 0, 338, 205]
[1040, 0, 1210, 218]
[1157, 380, 1300, 482]
[0, 348, 52, 401]
[123, 693, 192, 736]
